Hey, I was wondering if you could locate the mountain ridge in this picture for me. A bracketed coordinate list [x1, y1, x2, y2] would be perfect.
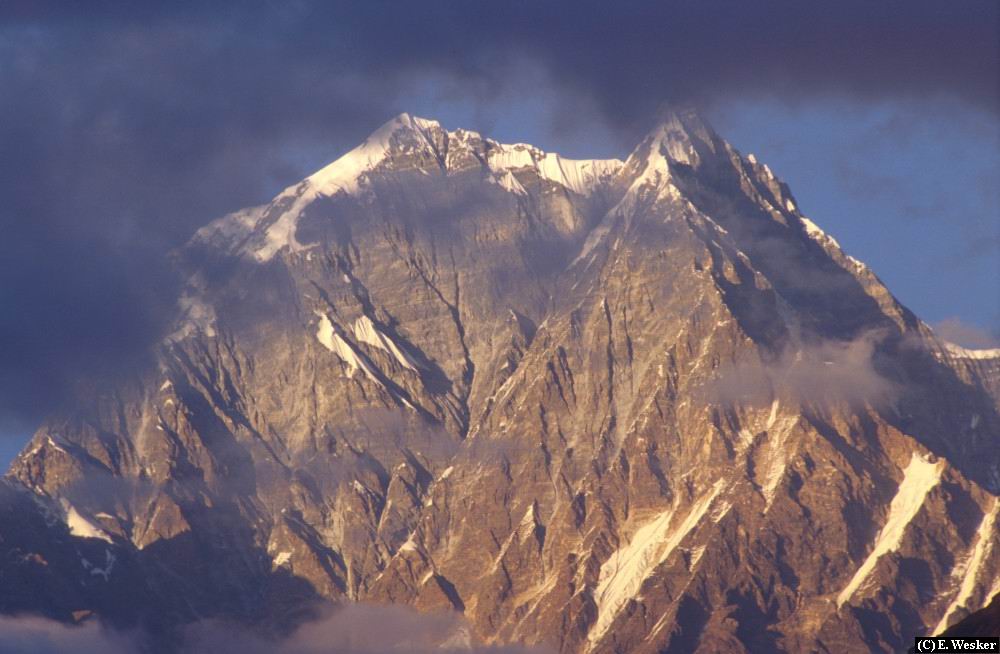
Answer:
[2, 110, 998, 653]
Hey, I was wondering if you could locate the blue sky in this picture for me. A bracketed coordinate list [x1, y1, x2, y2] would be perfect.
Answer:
[711, 99, 999, 336]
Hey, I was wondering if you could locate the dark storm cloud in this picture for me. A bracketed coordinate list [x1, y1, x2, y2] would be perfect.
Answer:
[0, 6, 408, 432]
[0, 1, 995, 435]
[330, 0, 1000, 130]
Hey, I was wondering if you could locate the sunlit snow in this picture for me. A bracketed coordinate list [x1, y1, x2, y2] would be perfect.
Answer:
[934, 497, 999, 633]
[352, 315, 419, 371]
[63, 501, 113, 544]
[316, 313, 383, 384]
[942, 342, 1000, 360]
[837, 453, 942, 608]
[589, 479, 726, 647]
[195, 113, 623, 262]
[801, 216, 841, 248]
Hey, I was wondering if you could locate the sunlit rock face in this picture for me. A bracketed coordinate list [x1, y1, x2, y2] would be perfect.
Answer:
[4, 111, 998, 653]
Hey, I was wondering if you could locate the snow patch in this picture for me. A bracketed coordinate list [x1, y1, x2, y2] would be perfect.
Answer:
[536, 152, 622, 196]
[570, 220, 612, 267]
[256, 205, 308, 262]
[517, 502, 540, 543]
[934, 497, 999, 633]
[486, 144, 621, 197]
[846, 254, 868, 271]
[520, 503, 536, 528]
[486, 144, 534, 170]
[801, 217, 841, 249]
[766, 399, 780, 430]
[942, 342, 1000, 360]
[20, 441, 44, 460]
[589, 480, 725, 647]
[316, 313, 383, 384]
[689, 545, 707, 568]
[711, 500, 732, 522]
[63, 501, 113, 543]
[316, 313, 336, 352]
[762, 412, 799, 509]
[46, 436, 68, 455]
[491, 169, 527, 195]
[837, 453, 942, 608]
[273, 551, 292, 567]
[352, 315, 419, 371]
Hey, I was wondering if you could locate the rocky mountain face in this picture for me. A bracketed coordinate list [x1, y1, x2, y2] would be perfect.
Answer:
[941, 592, 1000, 638]
[3, 111, 999, 652]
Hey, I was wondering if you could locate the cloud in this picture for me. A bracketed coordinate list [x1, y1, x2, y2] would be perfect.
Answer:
[0, 605, 553, 654]
[0, 1, 995, 438]
[182, 604, 552, 654]
[933, 317, 1000, 349]
[0, 615, 135, 654]
[711, 331, 898, 408]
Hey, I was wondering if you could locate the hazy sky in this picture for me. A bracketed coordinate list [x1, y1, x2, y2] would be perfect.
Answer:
[0, 1, 997, 464]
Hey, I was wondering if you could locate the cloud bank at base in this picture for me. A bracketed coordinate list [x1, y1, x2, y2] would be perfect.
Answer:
[0, 604, 553, 654]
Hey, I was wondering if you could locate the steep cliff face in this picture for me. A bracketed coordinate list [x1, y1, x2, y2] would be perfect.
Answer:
[4, 111, 998, 653]
[941, 592, 1000, 637]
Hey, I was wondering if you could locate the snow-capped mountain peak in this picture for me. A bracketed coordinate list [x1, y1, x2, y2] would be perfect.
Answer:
[305, 112, 440, 196]
[193, 113, 625, 262]
[614, 108, 723, 205]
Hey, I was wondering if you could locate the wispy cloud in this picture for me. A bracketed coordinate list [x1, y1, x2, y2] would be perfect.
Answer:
[183, 604, 551, 653]
[933, 317, 1000, 349]
[710, 330, 898, 408]
[0, 605, 553, 654]
[0, 615, 134, 654]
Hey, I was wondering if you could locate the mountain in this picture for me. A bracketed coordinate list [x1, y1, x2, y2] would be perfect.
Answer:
[941, 592, 1000, 637]
[2, 111, 998, 653]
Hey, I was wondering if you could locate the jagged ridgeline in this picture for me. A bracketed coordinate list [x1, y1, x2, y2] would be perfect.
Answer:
[3, 111, 998, 653]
